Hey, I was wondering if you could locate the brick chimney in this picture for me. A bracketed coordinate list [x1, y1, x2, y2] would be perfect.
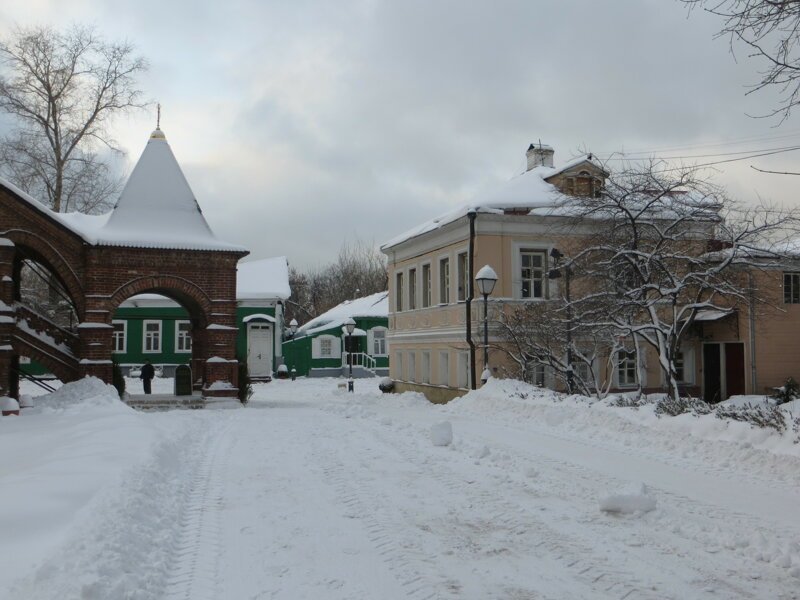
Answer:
[526, 142, 554, 170]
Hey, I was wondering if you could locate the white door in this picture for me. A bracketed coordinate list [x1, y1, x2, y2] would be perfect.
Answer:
[247, 323, 273, 377]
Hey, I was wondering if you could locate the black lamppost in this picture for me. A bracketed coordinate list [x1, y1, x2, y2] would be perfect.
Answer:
[548, 248, 573, 394]
[475, 265, 498, 384]
[289, 318, 298, 380]
[345, 317, 356, 392]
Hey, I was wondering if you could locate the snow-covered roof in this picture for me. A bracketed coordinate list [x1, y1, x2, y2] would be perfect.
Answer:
[381, 165, 569, 250]
[95, 129, 246, 252]
[237, 256, 291, 300]
[0, 131, 246, 253]
[296, 292, 388, 337]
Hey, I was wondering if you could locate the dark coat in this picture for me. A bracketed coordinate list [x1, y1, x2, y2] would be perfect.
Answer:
[140, 363, 155, 381]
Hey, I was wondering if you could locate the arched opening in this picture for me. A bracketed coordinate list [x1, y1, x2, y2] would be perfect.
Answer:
[110, 288, 210, 395]
[13, 247, 80, 330]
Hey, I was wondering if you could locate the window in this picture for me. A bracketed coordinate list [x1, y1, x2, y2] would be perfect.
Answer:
[395, 351, 404, 380]
[422, 351, 431, 384]
[320, 338, 333, 357]
[143, 320, 162, 353]
[313, 335, 341, 359]
[457, 351, 470, 388]
[527, 363, 546, 387]
[439, 257, 450, 304]
[408, 351, 417, 382]
[409, 268, 417, 310]
[457, 252, 469, 301]
[112, 320, 127, 353]
[396, 272, 404, 312]
[521, 250, 546, 299]
[573, 360, 594, 388]
[438, 351, 449, 386]
[785, 272, 800, 304]
[422, 264, 431, 308]
[372, 328, 387, 356]
[175, 320, 192, 353]
[674, 350, 685, 382]
[617, 350, 637, 386]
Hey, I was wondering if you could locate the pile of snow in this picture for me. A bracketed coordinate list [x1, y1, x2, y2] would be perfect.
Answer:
[32, 377, 123, 411]
[431, 421, 453, 446]
[599, 483, 657, 514]
[1, 396, 20, 414]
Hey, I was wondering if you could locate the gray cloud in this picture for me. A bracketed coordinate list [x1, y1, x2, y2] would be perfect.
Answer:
[1, 0, 798, 269]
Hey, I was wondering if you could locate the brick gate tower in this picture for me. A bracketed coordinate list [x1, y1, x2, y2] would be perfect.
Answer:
[0, 127, 249, 399]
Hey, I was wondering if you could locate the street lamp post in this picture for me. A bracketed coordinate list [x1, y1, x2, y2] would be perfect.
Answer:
[289, 318, 298, 381]
[475, 265, 498, 384]
[345, 317, 356, 392]
[548, 248, 573, 394]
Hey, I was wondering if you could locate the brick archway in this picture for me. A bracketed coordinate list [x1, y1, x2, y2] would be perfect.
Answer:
[0, 180, 248, 399]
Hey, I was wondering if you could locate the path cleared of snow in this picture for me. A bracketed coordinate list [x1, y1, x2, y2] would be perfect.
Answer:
[1, 377, 799, 599]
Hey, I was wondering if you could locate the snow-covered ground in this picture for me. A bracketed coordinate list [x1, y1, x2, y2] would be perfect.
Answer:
[1, 377, 799, 599]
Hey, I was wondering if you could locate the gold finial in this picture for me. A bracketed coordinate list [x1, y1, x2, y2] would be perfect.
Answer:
[150, 103, 166, 139]
[157, 103, 161, 129]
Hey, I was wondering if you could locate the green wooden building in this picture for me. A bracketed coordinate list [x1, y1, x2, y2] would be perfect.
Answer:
[283, 292, 389, 378]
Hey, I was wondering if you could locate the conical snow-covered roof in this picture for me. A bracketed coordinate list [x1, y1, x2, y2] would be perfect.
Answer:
[95, 129, 246, 252]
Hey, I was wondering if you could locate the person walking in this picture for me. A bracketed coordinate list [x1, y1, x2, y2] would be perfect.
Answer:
[140, 361, 155, 394]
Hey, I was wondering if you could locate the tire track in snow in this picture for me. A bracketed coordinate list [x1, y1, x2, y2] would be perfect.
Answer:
[164, 419, 233, 600]
[311, 429, 443, 600]
[373, 424, 666, 600]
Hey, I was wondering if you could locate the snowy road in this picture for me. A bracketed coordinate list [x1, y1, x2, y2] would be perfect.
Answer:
[3, 378, 800, 599]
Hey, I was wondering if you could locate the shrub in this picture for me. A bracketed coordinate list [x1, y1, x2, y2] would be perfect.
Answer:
[610, 395, 651, 409]
[238, 361, 253, 405]
[378, 377, 394, 393]
[655, 396, 712, 417]
[771, 377, 800, 405]
[112, 361, 126, 398]
[715, 402, 786, 433]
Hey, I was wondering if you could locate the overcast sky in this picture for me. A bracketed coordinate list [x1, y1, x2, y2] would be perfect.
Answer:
[1, 0, 798, 269]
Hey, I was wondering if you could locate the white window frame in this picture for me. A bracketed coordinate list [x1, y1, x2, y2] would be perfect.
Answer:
[664, 346, 694, 385]
[457, 351, 470, 389]
[421, 351, 431, 384]
[312, 334, 341, 359]
[408, 267, 417, 310]
[112, 319, 127, 354]
[408, 351, 417, 383]
[520, 249, 547, 300]
[395, 351, 404, 380]
[143, 320, 162, 354]
[785, 272, 800, 304]
[370, 327, 388, 356]
[438, 351, 450, 386]
[456, 251, 469, 302]
[616, 349, 638, 387]
[511, 242, 552, 300]
[395, 271, 404, 312]
[421, 262, 432, 308]
[175, 320, 192, 353]
[438, 256, 450, 305]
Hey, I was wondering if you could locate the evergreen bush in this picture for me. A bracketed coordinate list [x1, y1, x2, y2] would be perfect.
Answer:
[771, 377, 800, 405]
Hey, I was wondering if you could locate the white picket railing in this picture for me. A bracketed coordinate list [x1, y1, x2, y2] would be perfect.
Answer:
[341, 352, 377, 372]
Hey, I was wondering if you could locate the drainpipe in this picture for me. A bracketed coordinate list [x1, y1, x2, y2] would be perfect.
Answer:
[748, 271, 757, 393]
[467, 209, 477, 390]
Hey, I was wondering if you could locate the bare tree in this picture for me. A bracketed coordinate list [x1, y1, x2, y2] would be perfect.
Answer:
[566, 159, 799, 401]
[0, 24, 148, 213]
[684, 0, 800, 120]
[285, 239, 388, 325]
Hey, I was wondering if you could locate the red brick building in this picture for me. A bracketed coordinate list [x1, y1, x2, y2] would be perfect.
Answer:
[0, 128, 248, 398]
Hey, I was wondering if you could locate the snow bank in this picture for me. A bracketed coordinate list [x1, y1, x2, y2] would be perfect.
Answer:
[599, 483, 657, 514]
[32, 377, 123, 411]
[431, 421, 453, 446]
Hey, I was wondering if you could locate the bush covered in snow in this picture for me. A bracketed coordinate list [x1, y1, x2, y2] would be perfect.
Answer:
[378, 377, 394, 393]
[655, 396, 712, 417]
[715, 402, 787, 433]
[771, 377, 800, 405]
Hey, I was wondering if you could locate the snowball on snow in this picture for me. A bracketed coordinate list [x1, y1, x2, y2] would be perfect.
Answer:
[599, 483, 657, 514]
[431, 421, 453, 446]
